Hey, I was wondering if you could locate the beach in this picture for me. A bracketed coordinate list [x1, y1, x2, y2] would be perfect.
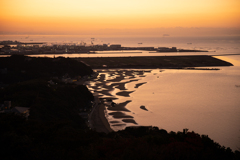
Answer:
[89, 102, 113, 133]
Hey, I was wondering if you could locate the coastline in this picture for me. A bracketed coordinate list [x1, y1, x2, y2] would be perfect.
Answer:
[90, 101, 113, 133]
[86, 55, 236, 135]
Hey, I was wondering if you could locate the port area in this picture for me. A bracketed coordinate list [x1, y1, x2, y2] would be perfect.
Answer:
[0, 40, 208, 55]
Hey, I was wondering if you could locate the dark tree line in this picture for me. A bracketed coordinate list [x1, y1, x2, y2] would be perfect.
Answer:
[1, 114, 239, 160]
[0, 55, 93, 84]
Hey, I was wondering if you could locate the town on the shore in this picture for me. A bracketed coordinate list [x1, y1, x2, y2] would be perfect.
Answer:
[0, 40, 208, 55]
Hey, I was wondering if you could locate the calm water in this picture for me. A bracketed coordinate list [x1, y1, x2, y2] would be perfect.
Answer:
[1, 35, 239, 57]
[89, 60, 240, 151]
[0, 34, 239, 53]
[1, 35, 240, 151]
[123, 65, 240, 151]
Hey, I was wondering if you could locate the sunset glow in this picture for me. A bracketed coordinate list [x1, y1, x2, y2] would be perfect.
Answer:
[1, 0, 240, 35]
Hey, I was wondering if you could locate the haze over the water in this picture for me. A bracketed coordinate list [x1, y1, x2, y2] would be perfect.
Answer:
[1, 0, 240, 36]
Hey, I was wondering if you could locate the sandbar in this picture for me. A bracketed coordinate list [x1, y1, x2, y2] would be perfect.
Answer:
[107, 100, 132, 112]
[109, 112, 134, 118]
[116, 91, 134, 97]
[135, 82, 147, 88]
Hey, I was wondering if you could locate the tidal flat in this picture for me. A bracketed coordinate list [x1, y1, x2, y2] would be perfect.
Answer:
[85, 65, 240, 151]
[85, 69, 151, 130]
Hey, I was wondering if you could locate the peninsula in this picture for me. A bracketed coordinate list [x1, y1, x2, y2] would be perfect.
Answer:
[75, 55, 233, 69]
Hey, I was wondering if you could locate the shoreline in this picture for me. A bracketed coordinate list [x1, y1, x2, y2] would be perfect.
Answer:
[90, 101, 113, 133]
[86, 55, 235, 134]
[98, 103, 114, 133]
[87, 65, 240, 151]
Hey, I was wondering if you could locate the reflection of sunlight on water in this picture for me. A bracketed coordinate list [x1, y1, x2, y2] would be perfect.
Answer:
[90, 66, 240, 151]
[108, 87, 120, 99]
[132, 67, 240, 151]
[214, 56, 240, 66]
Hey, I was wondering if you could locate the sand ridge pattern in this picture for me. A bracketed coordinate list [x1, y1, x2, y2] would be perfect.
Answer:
[85, 69, 153, 130]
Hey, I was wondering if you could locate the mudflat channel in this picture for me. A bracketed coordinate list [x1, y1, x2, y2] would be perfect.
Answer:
[85, 69, 150, 131]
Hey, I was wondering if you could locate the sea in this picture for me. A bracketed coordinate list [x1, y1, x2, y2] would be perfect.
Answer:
[1, 35, 240, 151]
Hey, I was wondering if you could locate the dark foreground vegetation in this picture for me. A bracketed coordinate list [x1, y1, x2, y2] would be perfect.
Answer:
[0, 55, 93, 84]
[0, 55, 239, 159]
[1, 79, 94, 126]
[1, 114, 240, 160]
[1, 55, 94, 127]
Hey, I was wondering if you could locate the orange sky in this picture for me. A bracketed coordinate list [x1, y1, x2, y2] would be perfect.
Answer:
[0, 0, 240, 35]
